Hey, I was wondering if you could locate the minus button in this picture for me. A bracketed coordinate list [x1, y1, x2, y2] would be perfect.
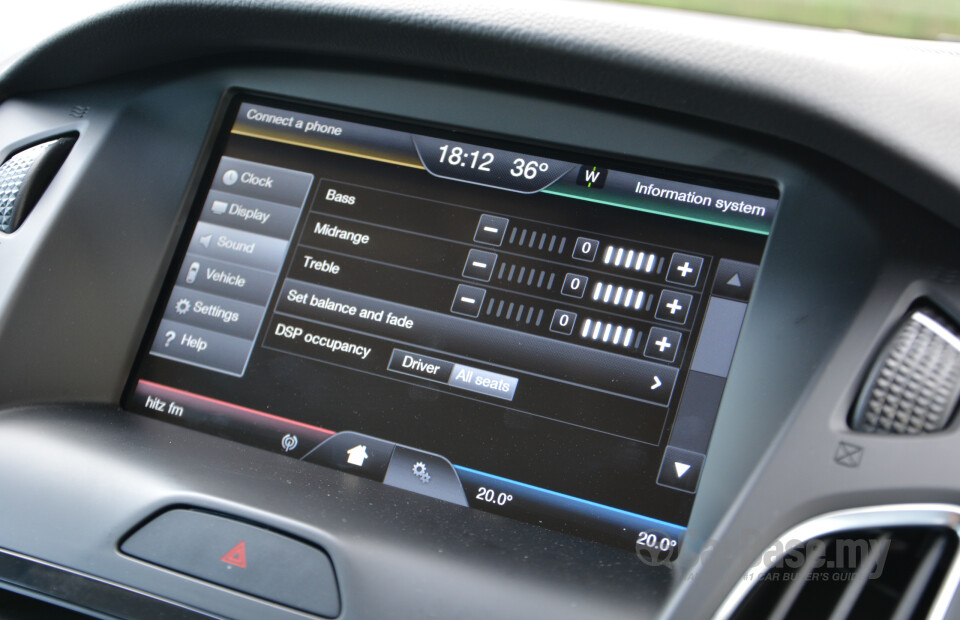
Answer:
[463, 249, 498, 281]
[474, 214, 509, 246]
[451, 284, 487, 318]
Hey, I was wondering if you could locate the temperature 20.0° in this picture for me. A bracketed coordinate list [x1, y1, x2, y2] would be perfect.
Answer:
[475, 486, 514, 506]
[635, 530, 680, 564]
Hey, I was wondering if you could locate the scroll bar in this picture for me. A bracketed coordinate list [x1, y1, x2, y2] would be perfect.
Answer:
[656, 296, 747, 492]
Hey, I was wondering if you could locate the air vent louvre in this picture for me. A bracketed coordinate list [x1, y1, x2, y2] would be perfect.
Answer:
[0, 135, 76, 233]
[851, 309, 960, 434]
[729, 526, 957, 620]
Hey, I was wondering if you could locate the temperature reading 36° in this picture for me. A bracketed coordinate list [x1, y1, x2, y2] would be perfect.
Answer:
[476, 486, 514, 506]
[510, 158, 549, 180]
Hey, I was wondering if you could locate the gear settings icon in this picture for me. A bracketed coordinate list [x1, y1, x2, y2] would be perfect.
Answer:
[412, 461, 430, 484]
[175, 298, 191, 315]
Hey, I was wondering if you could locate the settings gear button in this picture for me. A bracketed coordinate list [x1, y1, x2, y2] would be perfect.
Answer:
[412, 461, 431, 483]
[383, 446, 468, 506]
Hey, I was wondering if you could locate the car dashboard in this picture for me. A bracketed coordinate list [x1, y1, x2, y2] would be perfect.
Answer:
[1, 2, 960, 619]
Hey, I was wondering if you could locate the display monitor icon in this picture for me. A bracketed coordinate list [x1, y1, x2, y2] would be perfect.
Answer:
[211, 200, 228, 215]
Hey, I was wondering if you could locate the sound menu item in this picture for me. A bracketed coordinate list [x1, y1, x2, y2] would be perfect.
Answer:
[125, 96, 777, 555]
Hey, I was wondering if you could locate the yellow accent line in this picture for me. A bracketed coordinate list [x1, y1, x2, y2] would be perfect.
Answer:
[230, 128, 425, 170]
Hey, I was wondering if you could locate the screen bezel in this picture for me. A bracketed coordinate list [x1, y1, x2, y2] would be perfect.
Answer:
[121, 88, 780, 553]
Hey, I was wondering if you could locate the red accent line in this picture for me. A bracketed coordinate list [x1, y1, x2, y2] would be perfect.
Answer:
[138, 379, 336, 436]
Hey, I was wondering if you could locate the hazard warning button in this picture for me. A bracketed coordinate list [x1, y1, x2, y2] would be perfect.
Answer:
[121, 509, 339, 617]
[221, 540, 247, 568]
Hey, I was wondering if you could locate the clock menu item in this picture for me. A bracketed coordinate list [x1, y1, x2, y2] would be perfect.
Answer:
[124, 96, 776, 554]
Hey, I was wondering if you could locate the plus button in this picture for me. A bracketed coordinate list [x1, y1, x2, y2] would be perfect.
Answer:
[656, 290, 693, 324]
[644, 327, 683, 363]
[666, 253, 703, 287]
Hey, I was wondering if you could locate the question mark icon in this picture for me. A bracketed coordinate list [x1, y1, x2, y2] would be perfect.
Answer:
[164, 330, 176, 347]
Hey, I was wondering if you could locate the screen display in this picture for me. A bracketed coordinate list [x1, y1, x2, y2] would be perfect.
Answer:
[124, 95, 777, 555]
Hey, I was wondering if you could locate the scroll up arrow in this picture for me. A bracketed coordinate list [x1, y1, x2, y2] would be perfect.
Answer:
[651, 376, 662, 390]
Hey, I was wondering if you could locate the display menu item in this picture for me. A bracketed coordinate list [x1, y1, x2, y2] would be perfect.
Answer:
[124, 96, 776, 554]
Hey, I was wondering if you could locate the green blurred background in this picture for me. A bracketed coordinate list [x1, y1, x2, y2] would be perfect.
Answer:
[615, 0, 960, 40]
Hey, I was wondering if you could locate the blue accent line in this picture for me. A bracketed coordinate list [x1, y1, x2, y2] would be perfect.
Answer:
[454, 464, 686, 533]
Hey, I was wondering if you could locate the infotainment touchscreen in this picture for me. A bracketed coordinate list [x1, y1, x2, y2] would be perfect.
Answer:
[124, 95, 777, 555]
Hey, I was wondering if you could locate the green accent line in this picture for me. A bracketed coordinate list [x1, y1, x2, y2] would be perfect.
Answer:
[542, 188, 770, 236]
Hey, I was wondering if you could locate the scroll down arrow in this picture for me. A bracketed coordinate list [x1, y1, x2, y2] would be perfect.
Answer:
[651, 376, 662, 390]
[674, 462, 691, 478]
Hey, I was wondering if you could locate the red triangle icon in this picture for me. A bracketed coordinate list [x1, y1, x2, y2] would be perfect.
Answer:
[220, 541, 247, 568]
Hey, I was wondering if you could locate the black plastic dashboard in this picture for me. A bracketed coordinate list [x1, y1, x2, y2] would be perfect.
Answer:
[2, 2, 960, 619]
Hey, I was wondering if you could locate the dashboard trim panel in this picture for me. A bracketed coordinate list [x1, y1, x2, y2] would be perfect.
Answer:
[0, 12, 957, 613]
